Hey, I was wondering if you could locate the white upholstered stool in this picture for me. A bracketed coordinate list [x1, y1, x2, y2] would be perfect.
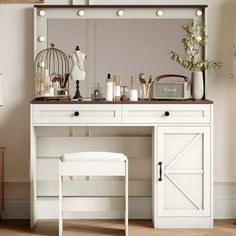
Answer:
[58, 152, 128, 236]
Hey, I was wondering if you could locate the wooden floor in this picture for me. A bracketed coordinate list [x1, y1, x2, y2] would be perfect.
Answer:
[0, 219, 235, 236]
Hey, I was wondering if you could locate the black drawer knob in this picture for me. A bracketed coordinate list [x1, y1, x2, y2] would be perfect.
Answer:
[74, 111, 79, 117]
[164, 111, 170, 117]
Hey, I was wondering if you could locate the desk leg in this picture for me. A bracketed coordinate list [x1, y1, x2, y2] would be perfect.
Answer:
[30, 125, 37, 228]
[125, 160, 128, 236]
[0, 150, 4, 218]
[152, 126, 157, 228]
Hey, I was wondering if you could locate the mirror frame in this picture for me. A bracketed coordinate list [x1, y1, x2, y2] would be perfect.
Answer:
[0, 0, 43, 3]
[34, 4, 207, 97]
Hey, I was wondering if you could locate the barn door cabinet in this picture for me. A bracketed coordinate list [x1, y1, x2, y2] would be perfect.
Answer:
[154, 126, 212, 228]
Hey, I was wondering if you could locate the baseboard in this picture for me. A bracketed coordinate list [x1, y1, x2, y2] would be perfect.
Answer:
[214, 199, 236, 219]
[4, 178, 29, 183]
[214, 182, 236, 219]
[3, 197, 235, 220]
[2, 182, 236, 219]
[1, 197, 29, 219]
[36, 197, 152, 219]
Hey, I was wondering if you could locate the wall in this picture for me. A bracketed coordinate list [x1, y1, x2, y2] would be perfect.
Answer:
[0, 0, 236, 219]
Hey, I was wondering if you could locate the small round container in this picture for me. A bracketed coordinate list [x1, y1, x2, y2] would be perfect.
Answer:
[120, 86, 129, 101]
[130, 89, 138, 101]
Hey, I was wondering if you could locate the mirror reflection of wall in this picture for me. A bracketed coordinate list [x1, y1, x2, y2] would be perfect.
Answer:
[48, 19, 190, 98]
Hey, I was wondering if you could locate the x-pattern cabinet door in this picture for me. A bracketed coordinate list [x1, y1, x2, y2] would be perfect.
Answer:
[157, 126, 211, 217]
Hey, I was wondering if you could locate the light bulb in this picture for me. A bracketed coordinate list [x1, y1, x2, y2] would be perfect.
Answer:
[38, 36, 45, 42]
[78, 10, 85, 17]
[196, 10, 203, 17]
[117, 10, 124, 17]
[38, 10, 46, 17]
[156, 10, 164, 17]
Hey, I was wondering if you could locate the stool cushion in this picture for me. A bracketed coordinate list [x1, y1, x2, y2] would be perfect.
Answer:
[61, 152, 127, 162]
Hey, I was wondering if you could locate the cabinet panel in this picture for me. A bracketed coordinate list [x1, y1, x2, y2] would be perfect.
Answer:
[33, 104, 122, 124]
[122, 104, 210, 124]
[156, 126, 211, 217]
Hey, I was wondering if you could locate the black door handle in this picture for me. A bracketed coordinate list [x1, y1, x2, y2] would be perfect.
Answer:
[158, 162, 163, 181]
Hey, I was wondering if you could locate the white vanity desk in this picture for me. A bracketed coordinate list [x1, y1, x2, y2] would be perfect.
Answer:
[30, 100, 213, 229]
[32, 4, 211, 230]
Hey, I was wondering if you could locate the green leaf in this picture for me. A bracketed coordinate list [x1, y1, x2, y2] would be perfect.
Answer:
[169, 19, 223, 72]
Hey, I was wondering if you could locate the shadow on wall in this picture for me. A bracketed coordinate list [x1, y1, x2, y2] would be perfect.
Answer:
[218, 0, 236, 79]
[0, 6, 34, 218]
[212, 0, 236, 181]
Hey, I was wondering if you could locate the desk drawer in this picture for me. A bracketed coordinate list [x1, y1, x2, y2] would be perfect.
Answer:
[32, 104, 122, 124]
[122, 104, 211, 124]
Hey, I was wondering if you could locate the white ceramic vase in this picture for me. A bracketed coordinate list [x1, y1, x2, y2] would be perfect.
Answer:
[191, 71, 204, 100]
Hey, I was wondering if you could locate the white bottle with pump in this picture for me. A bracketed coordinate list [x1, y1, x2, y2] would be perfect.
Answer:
[106, 73, 113, 101]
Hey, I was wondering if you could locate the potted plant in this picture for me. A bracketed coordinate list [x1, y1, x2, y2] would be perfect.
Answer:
[170, 19, 222, 99]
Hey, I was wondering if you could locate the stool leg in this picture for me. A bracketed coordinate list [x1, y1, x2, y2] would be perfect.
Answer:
[59, 161, 63, 236]
[125, 160, 128, 236]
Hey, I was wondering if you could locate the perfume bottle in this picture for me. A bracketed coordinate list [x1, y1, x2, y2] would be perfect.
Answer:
[113, 75, 121, 101]
[120, 86, 129, 101]
[130, 75, 138, 101]
[91, 82, 103, 101]
[49, 81, 55, 96]
[106, 73, 113, 101]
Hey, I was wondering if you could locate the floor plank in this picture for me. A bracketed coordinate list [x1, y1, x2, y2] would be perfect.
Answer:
[0, 219, 235, 236]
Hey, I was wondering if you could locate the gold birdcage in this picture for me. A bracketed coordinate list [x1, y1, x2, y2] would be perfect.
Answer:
[34, 43, 70, 100]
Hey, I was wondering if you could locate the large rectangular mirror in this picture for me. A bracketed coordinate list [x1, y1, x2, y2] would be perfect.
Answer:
[34, 5, 206, 98]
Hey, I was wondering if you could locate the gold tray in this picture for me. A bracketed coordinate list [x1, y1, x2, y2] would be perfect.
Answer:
[34, 95, 70, 101]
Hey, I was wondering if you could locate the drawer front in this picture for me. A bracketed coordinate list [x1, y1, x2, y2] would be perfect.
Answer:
[122, 104, 211, 124]
[32, 104, 122, 124]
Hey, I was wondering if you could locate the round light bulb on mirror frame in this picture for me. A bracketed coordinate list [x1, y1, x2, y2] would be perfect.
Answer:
[38, 10, 46, 17]
[196, 10, 203, 17]
[78, 9, 85, 17]
[117, 10, 124, 17]
[38, 61, 45, 68]
[156, 9, 164, 17]
[38, 36, 45, 42]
